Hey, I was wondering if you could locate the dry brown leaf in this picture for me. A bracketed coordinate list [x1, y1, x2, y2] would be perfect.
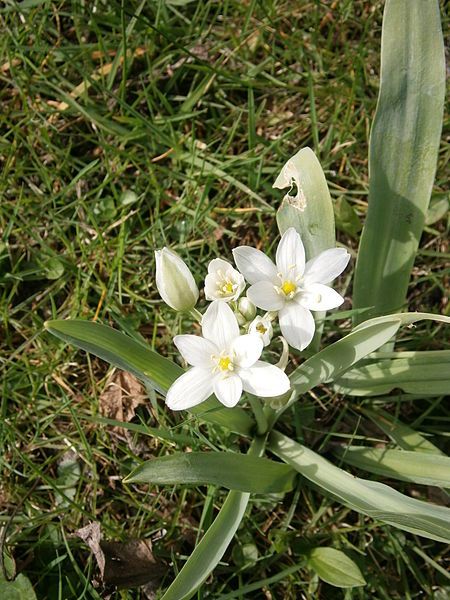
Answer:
[99, 370, 147, 428]
[74, 522, 165, 592]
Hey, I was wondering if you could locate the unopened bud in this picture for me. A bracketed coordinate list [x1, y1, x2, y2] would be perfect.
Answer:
[237, 297, 256, 321]
[155, 248, 199, 311]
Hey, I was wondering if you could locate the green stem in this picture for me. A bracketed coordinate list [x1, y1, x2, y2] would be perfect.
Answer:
[189, 307, 203, 322]
[249, 395, 268, 436]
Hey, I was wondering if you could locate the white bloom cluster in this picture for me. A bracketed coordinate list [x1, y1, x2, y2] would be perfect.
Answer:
[153, 154, 350, 411]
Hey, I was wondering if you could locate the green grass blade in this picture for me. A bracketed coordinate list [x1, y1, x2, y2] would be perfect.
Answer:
[353, 0, 445, 322]
[334, 350, 450, 396]
[269, 431, 450, 543]
[125, 452, 297, 493]
[333, 447, 450, 487]
[360, 407, 443, 455]
[44, 320, 253, 436]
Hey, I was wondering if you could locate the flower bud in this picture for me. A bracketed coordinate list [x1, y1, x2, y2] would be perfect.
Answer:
[237, 297, 256, 321]
[248, 315, 273, 346]
[155, 248, 199, 311]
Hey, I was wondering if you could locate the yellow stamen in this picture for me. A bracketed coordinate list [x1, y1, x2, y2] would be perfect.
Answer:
[222, 281, 234, 294]
[281, 280, 297, 295]
[256, 323, 267, 334]
[218, 356, 232, 371]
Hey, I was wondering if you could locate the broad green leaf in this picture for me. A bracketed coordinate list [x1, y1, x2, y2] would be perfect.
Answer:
[334, 197, 362, 238]
[361, 407, 443, 455]
[162, 491, 248, 600]
[276, 147, 335, 261]
[353, 311, 450, 330]
[333, 446, 450, 487]
[289, 319, 401, 393]
[269, 431, 450, 543]
[160, 438, 265, 600]
[273, 312, 450, 425]
[306, 547, 366, 588]
[334, 350, 450, 396]
[353, 0, 445, 323]
[426, 196, 449, 226]
[44, 320, 253, 436]
[125, 452, 297, 494]
[0, 554, 36, 600]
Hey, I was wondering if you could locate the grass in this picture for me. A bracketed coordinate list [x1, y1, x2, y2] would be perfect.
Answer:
[0, 0, 449, 598]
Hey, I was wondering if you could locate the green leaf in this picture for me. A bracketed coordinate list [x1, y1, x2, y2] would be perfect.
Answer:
[334, 197, 362, 238]
[426, 196, 449, 225]
[160, 438, 265, 600]
[289, 319, 401, 393]
[43, 257, 65, 280]
[333, 446, 450, 487]
[44, 320, 253, 436]
[0, 576, 37, 600]
[306, 547, 366, 588]
[162, 491, 248, 600]
[333, 350, 450, 396]
[353, 0, 445, 323]
[276, 147, 335, 261]
[361, 407, 444, 455]
[125, 452, 297, 494]
[269, 431, 450, 543]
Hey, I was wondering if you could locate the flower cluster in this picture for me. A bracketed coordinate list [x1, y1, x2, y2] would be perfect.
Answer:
[155, 227, 349, 411]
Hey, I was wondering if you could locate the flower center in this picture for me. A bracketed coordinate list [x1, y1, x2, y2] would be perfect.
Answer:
[222, 281, 234, 294]
[256, 323, 267, 334]
[218, 356, 233, 372]
[281, 280, 297, 296]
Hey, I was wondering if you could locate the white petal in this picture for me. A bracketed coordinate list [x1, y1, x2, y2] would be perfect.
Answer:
[247, 281, 285, 311]
[298, 283, 345, 311]
[174, 335, 217, 367]
[276, 227, 305, 280]
[303, 247, 350, 285]
[214, 375, 243, 408]
[166, 367, 213, 410]
[204, 273, 220, 301]
[232, 246, 278, 285]
[230, 334, 263, 368]
[207, 257, 233, 274]
[201, 300, 239, 349]
[240, 361, 290, 397]
[279, 303, 315, 351]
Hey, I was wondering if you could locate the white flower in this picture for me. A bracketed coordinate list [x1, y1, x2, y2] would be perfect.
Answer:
[273, 149, 307, 210]
[204, 258, 245, 302]
[155, 247, 199, 311]
[248, 315, 273, 347]
[166, 301, 290, 410]
[233, 228, 350, 351]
